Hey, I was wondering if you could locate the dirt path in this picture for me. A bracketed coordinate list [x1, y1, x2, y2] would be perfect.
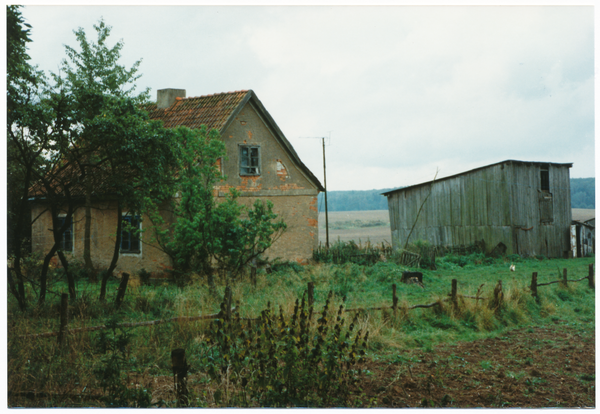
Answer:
[359, 324, 595, 408]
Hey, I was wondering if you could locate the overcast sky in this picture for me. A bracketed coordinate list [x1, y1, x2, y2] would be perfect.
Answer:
[20, 4, 595, 191]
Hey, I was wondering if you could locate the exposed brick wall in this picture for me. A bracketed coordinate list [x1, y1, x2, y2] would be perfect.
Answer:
[30, 201, 173, 277]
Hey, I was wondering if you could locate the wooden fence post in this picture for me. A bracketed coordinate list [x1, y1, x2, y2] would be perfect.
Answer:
[57, 293, 69, 347]
[115, 272, 129, 309]
[392, 284, 398, 317]
[171, 348, 189, 407]
[308, 282, 314, 308]
[588, 263, 595, 289]
[562, 268, 568, 288]
[530, 272, 538, 298]
[451, 279, 458, 309]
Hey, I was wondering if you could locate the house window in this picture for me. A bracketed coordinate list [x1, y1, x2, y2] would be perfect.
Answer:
[121, 214, 141, 254]
[57, 215, 73, 252]
[239, 145, 260, 176]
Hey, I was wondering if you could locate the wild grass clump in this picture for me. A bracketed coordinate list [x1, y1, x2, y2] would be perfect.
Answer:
[201, 291, 369, 407]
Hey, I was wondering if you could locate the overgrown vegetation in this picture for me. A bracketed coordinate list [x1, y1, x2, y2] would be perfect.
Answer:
[202, 292, 368, 407]
[7, 9, 286, 308]
[8, 255, 594, 407]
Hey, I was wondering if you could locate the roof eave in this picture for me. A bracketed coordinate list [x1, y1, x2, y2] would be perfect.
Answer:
[382, 159, 574, 196]
[241, 91, 325, 192]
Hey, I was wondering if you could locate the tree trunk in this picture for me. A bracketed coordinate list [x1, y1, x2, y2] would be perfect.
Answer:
[100, 202, 123, 302]
[7, 266, 27, 311]
[57, 250, 76, 301]
[9, 162, 34, 310]
[38, 244, 60, 306]
[205, 263, 217, 298]
[50, 204, 76, 301]
[83, 175, 94, 270]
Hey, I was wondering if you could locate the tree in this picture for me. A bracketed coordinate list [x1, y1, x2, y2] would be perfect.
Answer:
[145, 125, 286, 293]
[48, 19, 180, 301]
[55, 18, 149, 273]
[7, 5, 51, 310]
[8, 14, 180, 306]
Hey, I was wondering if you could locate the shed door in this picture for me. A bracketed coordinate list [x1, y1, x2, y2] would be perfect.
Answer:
[539, 192, 553, 223]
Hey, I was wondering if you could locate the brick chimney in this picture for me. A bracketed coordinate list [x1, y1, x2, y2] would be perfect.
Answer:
[157, 88, 186, 109]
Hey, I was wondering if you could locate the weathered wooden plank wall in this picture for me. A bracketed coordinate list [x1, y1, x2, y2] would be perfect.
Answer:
[387, 161, 572, 258]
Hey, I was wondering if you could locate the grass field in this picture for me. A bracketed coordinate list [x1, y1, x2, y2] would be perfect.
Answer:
[318, 210, 391, 246]
[7, 253, 595, 408]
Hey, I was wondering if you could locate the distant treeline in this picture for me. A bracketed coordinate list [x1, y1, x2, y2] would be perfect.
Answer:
[571, 178, 595, 209]
[318, 178, 595, 212]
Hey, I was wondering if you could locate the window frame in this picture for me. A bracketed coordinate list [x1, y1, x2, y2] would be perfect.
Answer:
[57, 214, 74, 253]
[239, 144, 261, 176]
[120, 213, 142, 255]
[540, 166, 550, 192]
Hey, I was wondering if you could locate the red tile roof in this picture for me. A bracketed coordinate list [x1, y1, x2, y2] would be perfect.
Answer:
[142, 89, 324, 192]
[142, 90, 250, 132]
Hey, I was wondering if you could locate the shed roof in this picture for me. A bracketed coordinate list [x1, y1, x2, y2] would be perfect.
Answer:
[572, 208, 595, 223]
[143, 90, 324, 192]
[382, 160, 573, 197]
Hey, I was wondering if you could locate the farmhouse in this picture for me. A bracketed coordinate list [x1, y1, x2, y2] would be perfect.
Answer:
[30, 89, 324, 274]
[383, 160, 573, 258]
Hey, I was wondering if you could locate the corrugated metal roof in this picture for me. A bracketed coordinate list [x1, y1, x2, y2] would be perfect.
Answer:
[382, 160, 573, 196]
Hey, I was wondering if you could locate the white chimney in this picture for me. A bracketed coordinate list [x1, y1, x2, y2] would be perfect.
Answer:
[157, 88, 186, 109]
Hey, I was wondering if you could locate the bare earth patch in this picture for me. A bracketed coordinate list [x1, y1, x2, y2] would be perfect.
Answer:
[358, 323, 595, 408]
[140, 323, 594, 408]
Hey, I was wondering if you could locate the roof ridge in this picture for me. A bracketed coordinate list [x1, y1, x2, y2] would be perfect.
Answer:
[182, 90, 250, 101]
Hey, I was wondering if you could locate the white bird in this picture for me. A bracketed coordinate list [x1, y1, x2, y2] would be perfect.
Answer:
[510, 264, 516, 272]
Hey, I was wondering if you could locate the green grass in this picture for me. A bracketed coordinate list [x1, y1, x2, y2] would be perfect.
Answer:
[7, 255, 595, 406]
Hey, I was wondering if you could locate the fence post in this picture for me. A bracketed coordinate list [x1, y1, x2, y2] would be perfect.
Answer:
[451, 279, 458, 309]
[530, 272, 538, 298]
[588, 263, 595, 289]
[392, 284, 398, 317]
[57, 293, 69, 347]
[115, 272, 129, 309]
[562, 268, 568, 288]
[171, 348, 189, 407]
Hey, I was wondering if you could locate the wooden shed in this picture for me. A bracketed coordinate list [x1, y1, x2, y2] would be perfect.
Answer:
[383, 160, 573, 258]
[571, 209, 595, 258]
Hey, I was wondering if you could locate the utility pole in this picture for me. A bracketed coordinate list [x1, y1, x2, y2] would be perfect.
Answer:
[322, 137, 329, 248]
[298, 135, 331, 248]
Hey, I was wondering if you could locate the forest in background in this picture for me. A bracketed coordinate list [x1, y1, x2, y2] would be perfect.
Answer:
[318, 178, 595, 212]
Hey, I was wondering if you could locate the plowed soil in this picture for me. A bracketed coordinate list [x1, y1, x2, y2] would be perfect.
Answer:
[140, 323, 594, 408]
[358, 324, 595, 408]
